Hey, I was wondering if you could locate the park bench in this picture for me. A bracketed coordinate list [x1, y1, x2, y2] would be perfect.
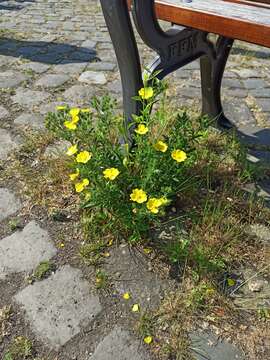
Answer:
[100, 0, 270, 140]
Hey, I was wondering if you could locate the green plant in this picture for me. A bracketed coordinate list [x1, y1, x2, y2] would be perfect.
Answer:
[46, 74, 211, 243]
[33, 261, 54, 280]
[4, 336, 32, 360]
[95, 269, 109, 289]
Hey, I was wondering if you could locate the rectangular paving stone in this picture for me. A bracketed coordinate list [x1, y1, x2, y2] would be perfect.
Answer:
[0, 129, 18, 160]
[0, 188, 22, 222]
[0, 221, 56, 279]
[14, 266, 102, 350]
[90, 326, 151, 360]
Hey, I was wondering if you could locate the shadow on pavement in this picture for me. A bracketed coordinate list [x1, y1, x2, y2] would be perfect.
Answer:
[0, 0, 35, 11]
[0, 37, 97, 64]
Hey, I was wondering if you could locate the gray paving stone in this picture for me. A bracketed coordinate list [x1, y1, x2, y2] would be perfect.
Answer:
[243, 79, 270, 90]
[222, 78, 244, 89]
[34, 74, 70, 88]
[53, 61, 88, 75]
[256, 98, 270, 113]
[44, 140, 71, 158]
[0, 105, 9, 120]
[249, 224, 270, 245]
[12, 88, 50, 107]
[81, 39, 97, 51]
[231, 68, 262, 78]
[14, 113, 45, 129]
[87, 61, 116, 72]
[0, 128, 18, 160]
[18, 62, 51, 74]
[78, 70, 107, 85]
[0, 221, 56, 279]
[90, 326, 151, 360]
[249, 88, 270, 98]
[63, 85, 95, 105]
[14, 266, 102, 350]
[0, 188, 22, 222]
[224, 100, 255, 126]
[190, 331, 244, 360]
[0, 71, 29, 89]
[104, 246, 168, 309]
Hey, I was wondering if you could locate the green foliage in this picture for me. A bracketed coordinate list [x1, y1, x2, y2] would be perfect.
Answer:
[33, 261, 54, 280]
[4, 336, 32, 360]
[46, 76, 210, 243]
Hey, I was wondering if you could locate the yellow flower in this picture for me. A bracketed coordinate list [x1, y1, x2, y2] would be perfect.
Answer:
[103, 168, 120, 181]
[132, 304, 140, 312]
[130, 189, 147, 204]
[64, 120, 77, 130]
[171, 149, 187, 163]
[75, 178, 89, 193]
[143, 248, 152, 254]
[135, 124, 149, 135]
[69, 168, 80, 181]
[71, 115, 80, 124]
[146, 197, 168, 214]
[81, 108, 91, 113]
[144, 336, 153, 345]
[56, 105, 67, 111]
[76, 151, 92, 164]
[66, 144, 78, 156]
[139, 87, 154, 100]
[123, 292, 131, 300]
[154, 140, 168, 153]
[69, 108, 80, 117]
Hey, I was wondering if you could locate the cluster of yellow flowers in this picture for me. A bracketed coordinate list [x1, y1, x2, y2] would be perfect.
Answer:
[130, 188, 168, 214]
[57, 107, 91, 131]
[62, 89, 187, 213]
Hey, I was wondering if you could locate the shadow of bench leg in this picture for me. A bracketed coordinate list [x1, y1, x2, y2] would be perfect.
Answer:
[100, 0, 143, 144]
[200, 37, 234, 129]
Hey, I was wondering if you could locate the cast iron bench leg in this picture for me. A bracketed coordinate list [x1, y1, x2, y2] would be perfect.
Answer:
[200, 37, 234, 129]
[100, 0, 143, 144]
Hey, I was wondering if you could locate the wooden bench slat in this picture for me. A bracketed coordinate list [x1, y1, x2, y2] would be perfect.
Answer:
[140, 0, 270, 48]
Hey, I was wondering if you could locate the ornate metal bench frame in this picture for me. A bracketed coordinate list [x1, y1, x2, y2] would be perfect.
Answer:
[100, 0, 235, 141]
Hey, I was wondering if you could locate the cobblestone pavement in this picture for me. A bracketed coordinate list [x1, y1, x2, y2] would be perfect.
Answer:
[0, 1, 269, 360]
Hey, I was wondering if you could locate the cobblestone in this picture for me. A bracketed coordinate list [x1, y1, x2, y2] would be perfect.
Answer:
[0, 188, 22, 222]
[90, 326, 151, 360]
[0, 128, 19, 160]
[0, 221, 57, 279]
[14, 265, 102, 350]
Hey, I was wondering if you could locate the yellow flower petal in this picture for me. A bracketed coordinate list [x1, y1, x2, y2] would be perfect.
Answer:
[108, 239, 114, 246]
[123, 292, 131, 300]
[71, 115, 80, 124]
[102, 252, 110, 258]
[69, 108, 80, 117]
[56, 105, 67, 111]
[171, 149, 187, 163]
[144, 336, 153, 345]
[135, 124, 149, 135]
[130, 189, 147, 204]
[64, 121, 77, 130]
[76, 151, 92, 164]
[139, 87, 154, 100]
[227, 278, 236, 287]
[75, 178, 89, 193]
[81, 108, 91, 113]
[103, 168, 120, 181]
[69, 168, 80, 181]
[154, 140, 168, 153]
[66, 144, 78, 156]
[132, 304, 140, 312]
[143, 248, 152, 254]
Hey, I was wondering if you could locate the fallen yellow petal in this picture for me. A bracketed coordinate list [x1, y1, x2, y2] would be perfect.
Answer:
[123, 292, 131, 300]
[144, 336, 153, 345]
[143, 248, 152, 255]
[132, 304, 140, 312]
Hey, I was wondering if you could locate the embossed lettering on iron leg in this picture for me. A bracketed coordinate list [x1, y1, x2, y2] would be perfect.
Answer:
[168, 34, 198, 61]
